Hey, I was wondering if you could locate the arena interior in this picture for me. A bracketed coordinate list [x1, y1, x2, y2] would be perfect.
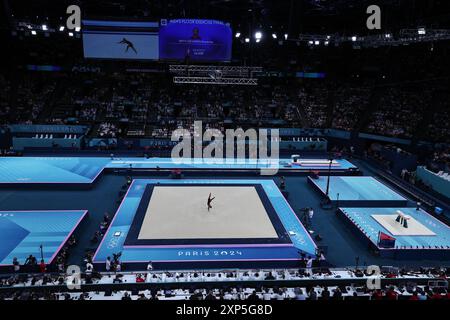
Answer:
[0, 0, 450, 307]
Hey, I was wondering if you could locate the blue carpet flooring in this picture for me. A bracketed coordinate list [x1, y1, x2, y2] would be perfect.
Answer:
[0, 173, 449, 268]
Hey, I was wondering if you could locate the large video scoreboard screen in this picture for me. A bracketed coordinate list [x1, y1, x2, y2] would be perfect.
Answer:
[82, 20, 159, 60]
[159, 19, 232, 62]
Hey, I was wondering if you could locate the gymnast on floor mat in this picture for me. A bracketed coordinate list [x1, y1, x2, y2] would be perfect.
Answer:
[207, 193, 215, 212]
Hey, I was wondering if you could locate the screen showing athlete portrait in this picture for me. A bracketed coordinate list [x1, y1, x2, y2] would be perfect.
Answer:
[159, 19, 232, 62]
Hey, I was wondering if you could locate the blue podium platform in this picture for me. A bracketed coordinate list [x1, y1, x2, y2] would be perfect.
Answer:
[93, 179, 317, 270]
[0, 157, 109, 184]
[0, 210, 88, 267]
[0, 157, 357, 185]
[308, 176, 409, 207]
[338, 207, 450, 259]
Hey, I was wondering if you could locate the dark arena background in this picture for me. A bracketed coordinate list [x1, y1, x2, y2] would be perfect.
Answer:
[0, 0, 449, 309]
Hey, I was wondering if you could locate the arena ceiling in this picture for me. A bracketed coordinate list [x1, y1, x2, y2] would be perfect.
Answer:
[3, 0, 449, 34]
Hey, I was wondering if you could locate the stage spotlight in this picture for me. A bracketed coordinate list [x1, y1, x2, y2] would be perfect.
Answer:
[324, 41, 329, 46]
[254, 31, 262, 40]
[256, 39, 261, 43]
[245, 37, 250, 43]
[284, 34, 288, 40]
[68, 32, 74, 37]
[59, 26, 65, 31]
[351, 36, 357, 42]
[235, 32, 241, 38]
[31, 30, 37, 35]
[314, 40, 320, 45]
[75, 27, 81, 32]
[418, 27, 426, 35]
[42, 24, 47, 31]
[272, 33, 277, 39]
[385, 33, 391, 38]
[308, 40, 313, 45]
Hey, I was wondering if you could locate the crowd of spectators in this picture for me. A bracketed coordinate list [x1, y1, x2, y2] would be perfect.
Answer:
[298, 83, 329, 128]
[332, 84, 370, 131]
[427, 107, 450, 144]
[0, 266, 448, 301]
[426, 148, 450, 174]
[0, 74, 56, 124]
[2, 27, 448, 144]
[366, 87, 430, 138]
[2, 285, 449, 301]
[0, 70, 448, 145]
[0, 76, 12, 124]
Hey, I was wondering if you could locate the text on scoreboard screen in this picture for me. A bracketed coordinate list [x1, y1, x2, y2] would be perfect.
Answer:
[159, 19, 232, 62]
